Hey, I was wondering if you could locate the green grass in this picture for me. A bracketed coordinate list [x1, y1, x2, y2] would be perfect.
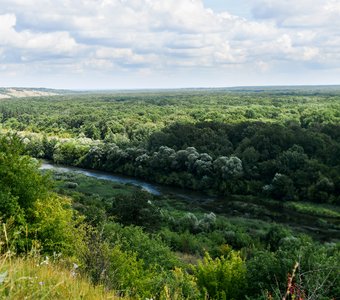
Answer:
[285, 202, 340, 218]
[0, 254, 121, 300]
[202, 196, 340, 242]
[52, 171, 140, 199]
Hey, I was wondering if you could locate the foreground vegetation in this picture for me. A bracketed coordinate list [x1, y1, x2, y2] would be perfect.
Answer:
[0, 252, 118, 300]
[0, 88, 339, 299]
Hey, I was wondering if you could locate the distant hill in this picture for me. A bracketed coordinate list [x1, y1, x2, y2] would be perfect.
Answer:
[0, 87, 71, 99]
[1, 85, 340, 99]
[226, 85, 340, 93]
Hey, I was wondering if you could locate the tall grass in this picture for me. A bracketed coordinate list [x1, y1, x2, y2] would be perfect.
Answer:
[0, 253, 122, 299]
[0, 224, 121, 300]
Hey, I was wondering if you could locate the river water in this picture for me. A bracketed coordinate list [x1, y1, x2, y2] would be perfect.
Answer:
[39, 162, 340, 241]
[40, 161, 215, 203]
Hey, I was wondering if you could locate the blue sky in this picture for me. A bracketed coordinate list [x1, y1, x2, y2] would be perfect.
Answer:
[0, 0, 340, 89]
[203, 1, 252, 17]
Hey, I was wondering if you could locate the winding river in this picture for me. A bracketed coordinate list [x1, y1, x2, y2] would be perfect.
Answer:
[40, 161, 215, 203]
[40, 162, 340, 241]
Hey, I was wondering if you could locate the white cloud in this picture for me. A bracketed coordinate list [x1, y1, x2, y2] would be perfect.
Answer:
[252, 0, 340, 28]
[0, 0, 339, 88]
[0, 13, 78, 57]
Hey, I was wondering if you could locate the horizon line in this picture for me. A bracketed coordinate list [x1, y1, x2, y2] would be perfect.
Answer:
[2, 84, 340, 92]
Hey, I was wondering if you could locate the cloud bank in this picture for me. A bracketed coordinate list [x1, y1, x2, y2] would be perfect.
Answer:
[0, 0, 339, 88]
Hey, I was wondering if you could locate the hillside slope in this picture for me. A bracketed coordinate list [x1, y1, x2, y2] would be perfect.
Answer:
[0, 254, 120, 299]
[0, 88, 64, 99]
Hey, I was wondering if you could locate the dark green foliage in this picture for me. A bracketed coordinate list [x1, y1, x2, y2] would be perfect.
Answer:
[0, 190, 23, 223]
[0, 135, 50, 211]
[18, 120, 340, 204]
[148, 122, 234, 156]
[246, 236, 340, 299]
[261, 224, 292, 251]
[109, 191, 162, 230]
[246, 250, 286, 296]
[264, 173, 295, 201]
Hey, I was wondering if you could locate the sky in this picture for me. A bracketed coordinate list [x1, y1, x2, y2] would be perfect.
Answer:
[1, 0, 340, 89]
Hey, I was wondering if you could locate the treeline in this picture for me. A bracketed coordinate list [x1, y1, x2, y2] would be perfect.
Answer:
[23, 121, 340, 204]
[0, 90, 339, 143]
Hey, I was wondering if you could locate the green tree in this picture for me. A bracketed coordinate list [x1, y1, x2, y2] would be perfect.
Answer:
[266, 173, 295, 201]
[0, 134, 84, 255]
[109, 191, 162, 230]
[0, 134, 50, 211]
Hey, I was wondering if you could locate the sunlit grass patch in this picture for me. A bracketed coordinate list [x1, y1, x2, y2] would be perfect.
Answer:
[285, 202, 340, 218]
[0, 254, 121, 300]
[53, 171, 138, 199]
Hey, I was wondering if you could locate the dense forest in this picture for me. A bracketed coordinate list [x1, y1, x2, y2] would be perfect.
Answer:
[0, 88, 339, 299]
[1, 89, 339, 203]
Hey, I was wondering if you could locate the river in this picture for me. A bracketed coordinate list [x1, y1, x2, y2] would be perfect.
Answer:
[40, 162, 340, 241]
[40, 161, 215, 203]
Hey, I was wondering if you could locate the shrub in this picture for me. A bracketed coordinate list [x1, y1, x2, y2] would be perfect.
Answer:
[194, 251, 247, 299]
[0, 134, 85, 256]
[161, 267, 201, 300]
[31, 195, 85, 256]
[65, 182, 79, 189]
[109, 191, 162, 230]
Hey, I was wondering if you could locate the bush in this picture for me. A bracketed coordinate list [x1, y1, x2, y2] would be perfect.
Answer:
[65, 182, 78, 189]
[0, 134, 85, 256]
[82, 231, 164, 298]
[109, 191, 162, 230]
[31, 195, 85, 256]
[161, 267, 201, 300]
[103, 222, 180, 270]
[194, 251, 247, 299]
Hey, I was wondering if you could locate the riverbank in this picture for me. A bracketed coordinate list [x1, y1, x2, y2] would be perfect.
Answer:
[40, 161, 216, 203]
[42, 162, 340, 243]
